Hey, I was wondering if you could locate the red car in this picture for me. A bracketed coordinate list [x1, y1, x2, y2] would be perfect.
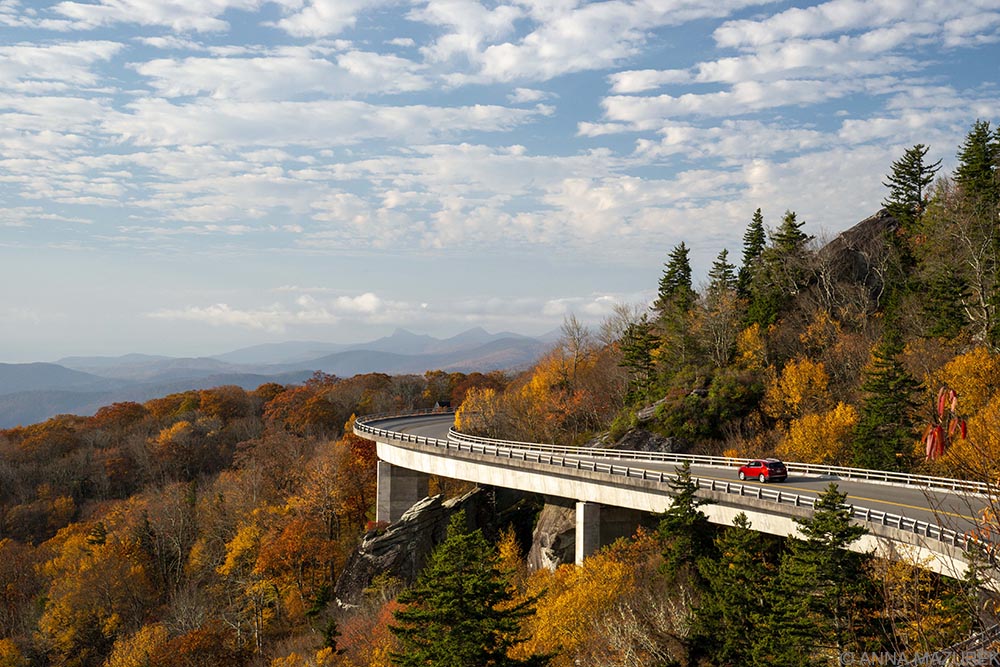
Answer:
[738, 458, 787, 483]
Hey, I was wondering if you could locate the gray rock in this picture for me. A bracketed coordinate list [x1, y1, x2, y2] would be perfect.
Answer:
[334, 489, 485, 605]
[527, 501, 576, 571]
[609, 428, 681, 454]
[334, 486, 541, 605]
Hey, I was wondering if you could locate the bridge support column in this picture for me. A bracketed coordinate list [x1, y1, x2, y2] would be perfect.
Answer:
[376, 460, 430, 524]
[576, 501, 601, 565]
[576, 503, 651, 565]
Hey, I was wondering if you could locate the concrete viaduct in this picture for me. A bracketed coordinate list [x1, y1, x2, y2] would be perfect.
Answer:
[355, 411, 995, 581]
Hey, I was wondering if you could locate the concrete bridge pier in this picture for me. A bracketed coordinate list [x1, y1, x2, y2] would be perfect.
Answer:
[376, 460, 430, 523]
[575, 501, 650, 565]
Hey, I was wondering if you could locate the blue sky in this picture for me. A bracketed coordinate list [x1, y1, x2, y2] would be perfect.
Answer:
[2, 0, 999, 361]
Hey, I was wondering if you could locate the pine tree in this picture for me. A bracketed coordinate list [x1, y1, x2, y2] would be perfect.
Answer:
[746, 210, 814, 327]
[922, 266, 970, 339]
[882, 144, 942, 231]
[654, 242, 698, 369]
[691, 513, 779, 666]
[955, 119, 1000, 215]
[767, 484, 885, 666]
[852, 334, 921, 471]
[618, 313, 656, 402]
[737, 208, 766, 297]
[390, 511, 548, 667]
[706, 248, 737, 304]
[655, 242, 696, 315]
[771, 210, 811, 254]
[658, 461, 714, 581]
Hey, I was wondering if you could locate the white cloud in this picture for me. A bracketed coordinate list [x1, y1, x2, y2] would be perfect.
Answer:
[53, 0, 266, 32]
[609, 68, 693, 93]
[507, 87, 552, 103]
[269, 0, 393, 37]
[420, 0, 776, 84]
[0, 41, 124, 90]
[148, 303, 295, 331]
[133, 49, 429, 100]
[101, 98, 550, 147]
[713, 0, 1000, 48]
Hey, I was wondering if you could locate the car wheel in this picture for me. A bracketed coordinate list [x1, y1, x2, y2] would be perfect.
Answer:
[738, 471, 745, 480]
[759, 473, 766, 483]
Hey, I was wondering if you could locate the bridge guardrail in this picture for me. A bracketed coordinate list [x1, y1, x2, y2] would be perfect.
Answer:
[354, 413, 988, 554]
[446, 429, 991, 496]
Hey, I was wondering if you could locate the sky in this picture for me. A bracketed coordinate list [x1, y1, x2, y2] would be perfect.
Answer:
[2, 0, 999, 362]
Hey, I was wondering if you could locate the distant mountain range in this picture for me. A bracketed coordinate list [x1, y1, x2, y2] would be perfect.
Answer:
[0, 328, 556, 428]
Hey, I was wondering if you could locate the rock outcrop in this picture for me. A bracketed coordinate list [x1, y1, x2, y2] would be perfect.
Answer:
[526, 501, 576, 570]
[335, 487, 540, 605]
[334, 492, 474, 606]
[817, 207, 898, 299]
[607, 428, 680, 453]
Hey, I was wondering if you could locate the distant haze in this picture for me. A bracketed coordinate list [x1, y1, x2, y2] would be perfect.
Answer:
[0, 328, 557, 428]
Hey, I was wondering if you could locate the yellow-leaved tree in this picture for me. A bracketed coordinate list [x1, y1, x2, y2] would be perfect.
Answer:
[735, 323, 767, 371]
[777, 402, 858, 464]
[931, 346, 1000, 415]
[103, 623, 169, 667]
[0, 639, 27, 667]
[763, 357, 830, 421]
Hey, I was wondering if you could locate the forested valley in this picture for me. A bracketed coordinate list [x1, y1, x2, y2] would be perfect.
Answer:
[2, 120, 1000, 666]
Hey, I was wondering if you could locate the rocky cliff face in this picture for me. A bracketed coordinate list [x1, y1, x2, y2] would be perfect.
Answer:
[334, 487, 540, 605]
[526, 501, 576, 570]
[816, 207, 898, 300]
[334, 492, 476, 606]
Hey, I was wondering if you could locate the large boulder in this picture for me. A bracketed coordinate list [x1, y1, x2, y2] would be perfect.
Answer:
[335, 487, 540, 605]
[334, 490, 484, 605]
[816, 208, 898, 298]
[526, 501, 576, 570]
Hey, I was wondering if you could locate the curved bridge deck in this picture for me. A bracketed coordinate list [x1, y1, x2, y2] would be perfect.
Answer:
[355, 411, 994, 580]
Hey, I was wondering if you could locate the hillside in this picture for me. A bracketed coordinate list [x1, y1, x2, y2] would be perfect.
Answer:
[0, 328, 549, 427]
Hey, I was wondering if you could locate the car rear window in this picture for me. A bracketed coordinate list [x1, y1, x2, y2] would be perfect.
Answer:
[767, 462, 785, 469]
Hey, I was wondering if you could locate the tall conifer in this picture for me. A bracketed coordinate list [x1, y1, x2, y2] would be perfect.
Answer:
[955, 119, 1000, 215]
[737, 208, 766, 297]
[767, 484, 885, 665]
[655, 242, 695, 315]
[882, 144, 941, 231]
[852, 334, 921, 471]
[692, 513, 778, 665]
[390, 511, 547, 667]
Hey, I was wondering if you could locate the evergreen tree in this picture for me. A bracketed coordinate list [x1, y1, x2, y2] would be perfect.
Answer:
[654, 241, 699, 369]
[745, 210, 814, 327]
[852, 334, 921, 471]
[922, 266, 970, 339]
[955, 119, 1000, 215]
[706, 248, 737, 303]
[767, 484, 885, 666]
[655, 242, 696, 315]
[618, 313, 656, 402]
[390, 511, 548, 667]
[691, 513, 779, 666]
[882, 144, 941, 231]
[737, 208, 766, 297]
[658, 461, 714, 581]
[771, 210, 811, 254]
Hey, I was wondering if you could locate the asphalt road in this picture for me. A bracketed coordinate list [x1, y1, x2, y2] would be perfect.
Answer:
[377, 413, 990, 537]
